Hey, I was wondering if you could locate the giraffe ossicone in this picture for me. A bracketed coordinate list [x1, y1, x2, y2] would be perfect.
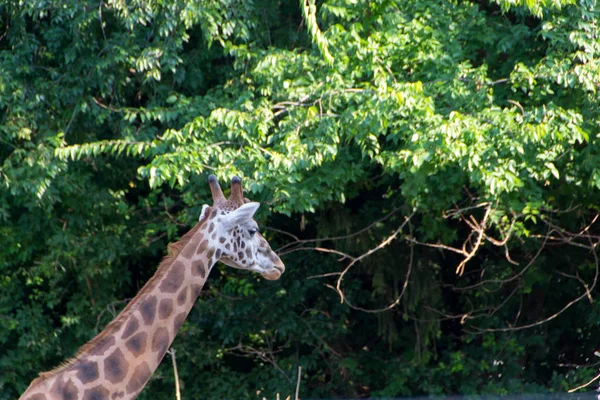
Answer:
[19, 174, 285, 400]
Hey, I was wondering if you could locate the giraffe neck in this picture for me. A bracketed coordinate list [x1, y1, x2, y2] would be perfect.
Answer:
[20, 218, 218, 400]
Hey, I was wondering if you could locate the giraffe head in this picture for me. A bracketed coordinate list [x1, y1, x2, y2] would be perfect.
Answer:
[200, 174, 285, 280]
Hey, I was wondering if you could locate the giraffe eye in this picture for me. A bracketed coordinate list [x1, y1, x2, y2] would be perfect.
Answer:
[248, 228, 258, 237]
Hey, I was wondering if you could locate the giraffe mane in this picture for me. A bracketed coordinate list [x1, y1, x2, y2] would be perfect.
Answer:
[31, 213, 209, 383]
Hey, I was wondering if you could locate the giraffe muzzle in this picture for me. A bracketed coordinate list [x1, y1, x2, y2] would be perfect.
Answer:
[261, 261, 285, 281]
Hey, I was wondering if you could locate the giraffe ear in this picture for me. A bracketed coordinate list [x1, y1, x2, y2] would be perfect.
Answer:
[223, 202, 260, 228]
[199, 204, 211, 221]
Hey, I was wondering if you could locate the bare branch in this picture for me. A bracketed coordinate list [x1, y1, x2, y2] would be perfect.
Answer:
[341, 234, 414, 313]
[557, 270, 594, 304]
[299, 311, 343, 358]
[306, 271, 342, 280]
[507, 99, 525, 116]
[444, 202, 490, 218]
[568, 371, 600, 393]
[452, 232, 549, 292]
[265, 226, 300, 242]
[295, 366, 302, 400]
[404, 237, 467, 256]
[276, 207, 402, 253]
[95, 298, 131, 333]
[504, 242, 519, 266]
[580, 213, 600, 235]
[470, 235, 599, 333]
[167, 348, 182, 400]
[455, 206, 491, 276]
[272, 87, 366, 117]
[227, 343, 293, 384]
[481, 217, 516, 248]
[334, 212, 414, 308]
[425, 283, 520, 324]
[279, 246, 355, 261]
[411, 205, 519, 274]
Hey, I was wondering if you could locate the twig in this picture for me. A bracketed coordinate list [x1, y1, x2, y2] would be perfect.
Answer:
[168, 348, 182, 400]
[95, 298, 130, 333]
[335, 212, 414, 306]
[557, 270, 594, 303]
[568, 371, 600, 393]
[295, 366, 302, 400]
[542, 216, 600, 243]
[404, 237, 467, 256]
[265, 226, 300, 242]
[299, 315, 342, 358]
[227, 343, 293, 384]
[98, 1, 107, 41]
[341, 234, 414, 313]
[279, 246, 355, 260]
[92, 97, 121, 112]
[580, 213, 600, 235]
[306, 271, 342, 280]
[412, 203, 509, 274]
[559, 360, 600, 369]
[444, 202, 489, 218]
[471, 235, 599, 333]
[451, 231, 549, 292]
[275, 207, 402, 253]
[455, 206, 491, 276]
[507, 99, 525, 117]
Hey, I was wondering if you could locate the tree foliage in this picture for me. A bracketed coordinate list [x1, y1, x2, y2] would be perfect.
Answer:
[2, 0, 600, 398]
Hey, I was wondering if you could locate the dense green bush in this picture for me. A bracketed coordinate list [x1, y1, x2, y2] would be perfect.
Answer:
[2, 0, 600, 398]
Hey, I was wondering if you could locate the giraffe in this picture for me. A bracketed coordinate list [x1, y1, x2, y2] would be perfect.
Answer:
[19, 174, 285, 400]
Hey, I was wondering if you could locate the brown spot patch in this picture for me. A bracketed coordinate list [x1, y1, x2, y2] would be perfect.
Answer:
[177, 287, 188, 306]
[191, 284, 203, 298]
[215, 249, 222, 259]
[121, 317, 139, 339]
[208, 222, 215, 233]
[152, 327, 171, 362]
[174, 311, 188, 332]
[104, 348, 129, 384]
[74, 360, 99, 384]
[219, 237, 226, 243]
[159, 298, 174, 320]
[241, 241, 245, 249]
[111, 391, 125, 399]
[140, 295, 157, 325]
[245, 248, 252, 259]
[159, 261, 185, 293]
[225, 243, 231, 251]
[192, 259, 205, 278]
[196, 239, 209, 255]
[83, 385, 109, 400]
[26, 395, 47, 400]
[238, 252, 244, 259]
[179, 241, 197, 259]
[207, 248, 215, 261]
[50, 377, 78, 400]
[126, 362, 151, 394]
[89, 335, 116, 356]
[125, 332, 148, 357]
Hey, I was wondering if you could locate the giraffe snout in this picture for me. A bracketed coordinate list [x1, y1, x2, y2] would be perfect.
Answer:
[261, 253, 285, 280]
